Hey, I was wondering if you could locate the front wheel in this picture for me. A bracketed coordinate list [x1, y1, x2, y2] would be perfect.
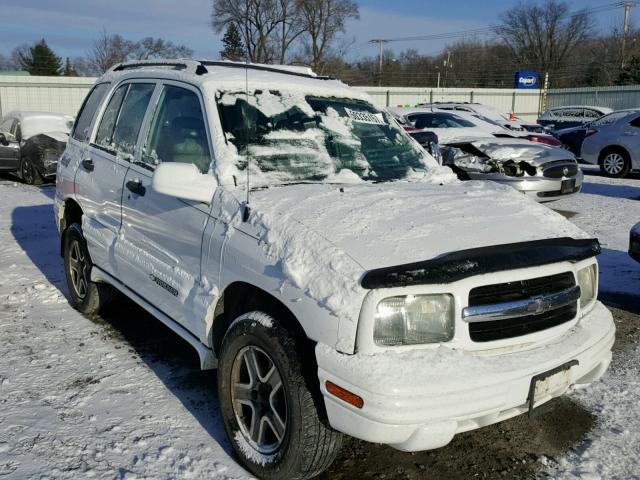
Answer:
[599, 149, 631, 178]
[20, 156, 43, 185]
[218, 312, 343, 480]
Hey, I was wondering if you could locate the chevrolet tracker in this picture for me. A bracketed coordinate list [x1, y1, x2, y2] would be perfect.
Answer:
[54, 59, 614, 480]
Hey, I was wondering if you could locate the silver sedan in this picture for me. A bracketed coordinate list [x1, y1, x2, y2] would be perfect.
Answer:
[581, 109, 640, 178]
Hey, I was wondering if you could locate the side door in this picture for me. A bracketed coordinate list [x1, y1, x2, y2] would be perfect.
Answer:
[118, 81, 217, 339]
[75, 80, 156, 276]
[0, 117, 20, 169]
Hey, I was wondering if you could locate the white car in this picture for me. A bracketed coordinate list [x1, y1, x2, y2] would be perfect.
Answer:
[55, 60, 614, 480]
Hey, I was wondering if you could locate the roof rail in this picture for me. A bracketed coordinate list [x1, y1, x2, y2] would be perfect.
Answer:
[199, 60, 334, 80]
[109, 59, 208, 75]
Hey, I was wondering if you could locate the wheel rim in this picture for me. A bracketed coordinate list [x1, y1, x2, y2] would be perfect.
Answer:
[231, 345, 287, 455]
[21, 159, 33, 184]
[603, 153, 625, 174]
[68, 240, 88, 299]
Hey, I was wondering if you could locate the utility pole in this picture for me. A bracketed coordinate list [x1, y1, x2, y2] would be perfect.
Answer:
[621, 2, 635, 69]
[369, 39, 390, 86]
[443, 51, 452, 88]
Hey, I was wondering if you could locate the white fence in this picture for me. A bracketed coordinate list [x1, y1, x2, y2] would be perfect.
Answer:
[0, 75, 96, 118]
[2, 75, 640, 123]
[355, 87, 544, 121]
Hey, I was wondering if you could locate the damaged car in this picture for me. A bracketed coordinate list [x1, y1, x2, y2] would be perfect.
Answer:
[438, 138, 583, 202]
[388, 109, 583, 202]
[55, 60, 613, 480]
[0, 111, 74, 184]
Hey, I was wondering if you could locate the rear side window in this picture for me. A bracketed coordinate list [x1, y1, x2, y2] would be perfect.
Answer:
[94, 83, 155, 156]
[72, 83, 110, 141]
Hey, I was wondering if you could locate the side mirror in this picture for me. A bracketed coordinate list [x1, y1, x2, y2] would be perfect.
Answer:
[0, 133, 7, 146]
[152, 163, 217, 204]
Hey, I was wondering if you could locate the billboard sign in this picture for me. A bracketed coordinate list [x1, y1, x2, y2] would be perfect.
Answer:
[514, 71, 539, 89]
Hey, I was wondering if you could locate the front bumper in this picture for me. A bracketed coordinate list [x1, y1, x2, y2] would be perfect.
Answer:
[467, 169, 583, 203]
[316, 302, 614, 452]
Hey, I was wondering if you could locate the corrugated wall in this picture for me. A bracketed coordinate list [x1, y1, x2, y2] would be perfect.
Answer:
[355, 87, 543, 121]
[547, 85, 640, 111]
[2, 76, 640, 122]
[0, 76, 96, 118]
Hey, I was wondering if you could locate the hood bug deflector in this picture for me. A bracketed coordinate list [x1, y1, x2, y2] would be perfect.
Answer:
[360, 238, 601, 289]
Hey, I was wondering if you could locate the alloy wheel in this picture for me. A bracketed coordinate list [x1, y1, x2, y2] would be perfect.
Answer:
[68, 240, 88, 299]
[21, 159, 34, 184]
[231, 345, 288, 455]
[602, 153, 625, 175]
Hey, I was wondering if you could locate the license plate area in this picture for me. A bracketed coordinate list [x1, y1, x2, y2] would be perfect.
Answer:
[561, 178, 576, 194]
[527, 360, 578, 418]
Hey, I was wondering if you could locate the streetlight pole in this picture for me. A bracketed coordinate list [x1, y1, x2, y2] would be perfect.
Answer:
[369, 39, 390, 86]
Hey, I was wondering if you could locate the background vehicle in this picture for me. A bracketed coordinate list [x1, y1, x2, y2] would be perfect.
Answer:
[538, 106, 612, 131]
[554, 124, 591, 157]
[580, 109, 640, 177]
[55, 59, 613, 480]
[391, 108, 580, 202]
[630, 223, 640, 263]
[417, 102, 545, 132]
[0, 111, 74, 184]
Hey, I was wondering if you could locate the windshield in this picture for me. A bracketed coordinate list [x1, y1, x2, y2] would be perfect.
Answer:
[217, 91, 431, 186]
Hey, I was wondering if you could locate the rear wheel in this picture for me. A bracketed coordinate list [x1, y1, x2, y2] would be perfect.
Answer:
[218, 311, 343, 480]
[20, 156, 43, 185]
[599, 148, 631, 178]
[63, 223, 113, 315]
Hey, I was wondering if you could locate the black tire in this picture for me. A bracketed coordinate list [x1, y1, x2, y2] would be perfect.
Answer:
[218, 311, 343, 480]
[63, 223, 113, 315]
[598, 148, 631, 178]
[20, 156, 43, 185]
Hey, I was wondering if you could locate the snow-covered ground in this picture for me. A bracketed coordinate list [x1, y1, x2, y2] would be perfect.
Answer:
[0, 168, 638, 479]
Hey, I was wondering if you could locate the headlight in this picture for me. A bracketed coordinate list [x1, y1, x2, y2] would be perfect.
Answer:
[374, 294, 454, 346]
[577, 264, 597, 308]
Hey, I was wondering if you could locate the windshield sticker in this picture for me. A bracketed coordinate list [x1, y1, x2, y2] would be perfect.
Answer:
[345, 108, 386, 125]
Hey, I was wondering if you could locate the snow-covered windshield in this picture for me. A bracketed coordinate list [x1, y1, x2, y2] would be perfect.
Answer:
[217, 91, 431, 186]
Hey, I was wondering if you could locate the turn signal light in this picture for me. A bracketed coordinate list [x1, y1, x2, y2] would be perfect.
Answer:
[326, 381, 364, 409]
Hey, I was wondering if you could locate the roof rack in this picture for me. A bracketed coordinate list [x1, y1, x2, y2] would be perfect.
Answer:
[199, 61, 333, 80]
[109, 59, 336, 81]
[109, 59, 208, 75]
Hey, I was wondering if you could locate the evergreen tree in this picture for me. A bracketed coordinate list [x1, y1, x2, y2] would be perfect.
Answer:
[220, 24, 245, 61]
[18, 39, 62, 75]
[616, 56, 640, 85]
[62, 57, 78, 76]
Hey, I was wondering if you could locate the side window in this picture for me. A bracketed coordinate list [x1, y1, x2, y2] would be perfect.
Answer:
[584, 109, 601, 119]
[72, 83, 110, 141]
[0, 118, 15, 138]
[629, 116, 640, 128]
[141, 85, 211, 173]
[111, 83, 155, 155]
[95, 84, 129, 149]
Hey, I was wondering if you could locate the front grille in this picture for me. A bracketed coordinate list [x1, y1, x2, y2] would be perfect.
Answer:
[543, 162, 579, 178]
[468, 272, 577, 342]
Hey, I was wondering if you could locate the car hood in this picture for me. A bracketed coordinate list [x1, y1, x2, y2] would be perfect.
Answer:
[243, 181, 587, 273]
[444, 138, 575, 167]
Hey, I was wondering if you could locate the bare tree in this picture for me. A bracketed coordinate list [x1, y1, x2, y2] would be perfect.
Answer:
[212, 0, 280, 63]
[494, 0, 593, 75]
[89, 30, 135, 73]
[89, 31, 194, 73]
[130, 37, 193, 60]
[297, 0, 359, 73]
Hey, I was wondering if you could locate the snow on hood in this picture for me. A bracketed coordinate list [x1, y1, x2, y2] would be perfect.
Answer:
[246, 180, 587, 280]
[417, 128, 490, 144]
[448, 138, 575, 167]
[10, 112, 74, 140]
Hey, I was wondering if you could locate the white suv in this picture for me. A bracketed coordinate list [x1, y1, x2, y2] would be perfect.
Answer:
[55, 60, 615, 479]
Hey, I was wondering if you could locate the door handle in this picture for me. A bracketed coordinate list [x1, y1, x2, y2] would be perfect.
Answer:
[126, 179, 146, 196]
[81, 158, 94, 172]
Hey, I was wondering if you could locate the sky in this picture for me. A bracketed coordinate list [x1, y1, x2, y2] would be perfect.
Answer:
[0, 0, 636, 63]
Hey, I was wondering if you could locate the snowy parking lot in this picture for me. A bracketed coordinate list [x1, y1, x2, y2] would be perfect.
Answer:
[0, 168, 638, 479]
